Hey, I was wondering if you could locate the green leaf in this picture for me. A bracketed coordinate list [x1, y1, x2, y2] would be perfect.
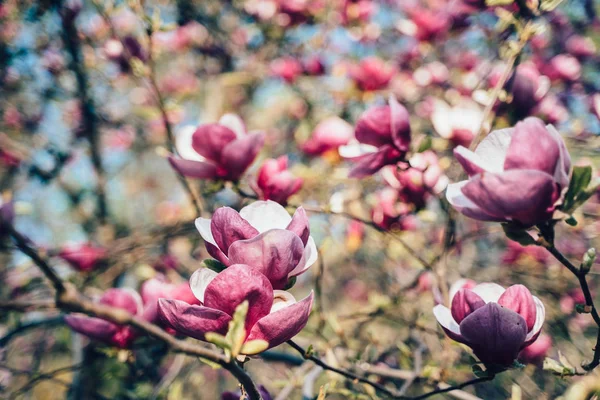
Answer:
[226, 301, 248, 357]
[202, 259, 227, 273]
[205, 332, 230, 350]
[565, 216, 577, 226]
[240, 340, 269, 355]
[417, 135, 432, 153]
[502, 223, 537, 246]
[284, 276, 297, 290]
[562, 166, 594, 213]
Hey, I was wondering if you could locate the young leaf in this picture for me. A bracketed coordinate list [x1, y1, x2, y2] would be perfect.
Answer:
[240, 340, 269, 355]
[226, 301, 249, 358]
[562, 166, 594, 214]
[202, 259, 227, 273]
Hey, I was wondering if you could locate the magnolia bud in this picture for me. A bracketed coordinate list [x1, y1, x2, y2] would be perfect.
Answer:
[580, 248, 596, 274]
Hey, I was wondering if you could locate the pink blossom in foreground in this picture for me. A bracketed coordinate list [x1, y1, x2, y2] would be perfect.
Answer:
[434, 282, 545, 366]
[168, 114, 264, 182]
[65, 288, 143, 348]
[253, 156, 303, 205]
[447, 117, 571, 226]
[196, 201, 318, 289]
[158, 264, 313, 352]
[140, 276, 201, 324]
[302, 117, 354, 156]
[58, 243, 107, 272]
[340, 96, 411, 178]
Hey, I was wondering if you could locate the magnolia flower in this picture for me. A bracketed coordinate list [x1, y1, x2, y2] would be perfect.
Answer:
[196, 201, 318, 289]
[158, 264, 313, 351]
[168, 114, 264, 181]
[65, 288, 143, 348]
[548, 54, 581, 82]
[519, 333, 552, 364]
[371, 188, 417, 231]
[447, 117, 571, 226]
[302, 117, 354, 156]
[349, 57, 396, 91]
[433, 283, 545, 366]
[58, 243, 107, 272]
[431, 98, 483, 147]
[269, 57, 303, 83]
[339, 96, 411, 178]
[566, 35, 596, 58]
[253, 156, 303, 205]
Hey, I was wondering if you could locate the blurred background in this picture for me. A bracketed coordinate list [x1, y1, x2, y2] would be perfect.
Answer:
[1, 0, 600, 398]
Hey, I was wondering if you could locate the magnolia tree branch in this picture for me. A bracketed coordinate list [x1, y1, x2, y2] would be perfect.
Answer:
[4, 224, 263, 400]
[286, 340, 494, 399]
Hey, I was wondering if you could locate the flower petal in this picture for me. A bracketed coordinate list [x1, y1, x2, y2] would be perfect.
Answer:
[472, 127, 513, 172]
[239, 200, 292, 233]
[218, 113, 246, 138]
[204, 264, 273, 330]
[470, 283, 505, 304]
[451, 289, 486, 323]
[210, 207, 259, 253]
[286, 207, 310, 245]
[189, 268, 218, 303]
[348, 145, 404, 178]
[220, 132, 265, 181]
[524, 296, 546, 346]
[389, 95, 411, 151]
[168, 156, 218, 179]
[446, 181, 504, 222]
[99, 288, 143, 316]
[247, 292, 313, 349]
[192, 124, 237, 162]
[289, 236, 318, 278]
[195, 217, 217, 246]
[432, 304, 466, 343]
[498, 284, 537, 331]
[175, 125, 205, 162]
[459, 303, 528, 365]
[227, 230, 305, 290]
[157, 299, 231, 340]
[65, 315, 119, 343]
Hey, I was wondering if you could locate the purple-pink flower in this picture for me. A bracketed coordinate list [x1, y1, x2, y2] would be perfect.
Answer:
[196, 201, 318, 289]
[158, 264, 313, 351]
[447, 117, 571, 226]
[340, 96, 411, 178]
[433, 282, 545, 366]
[302, 116, 353, 156]
[58, 243, 107, 272]
[168, 114, 264, 182]
[253, 156, 303, 205]
[349, 57, 396, 91]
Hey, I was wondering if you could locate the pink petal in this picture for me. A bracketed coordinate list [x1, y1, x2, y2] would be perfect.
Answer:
[451, 289, 485, 324]
[286, 207, 310, 245]
[432, 304, 467, 344]
[99, 288, 142, 316]
[247, 292, 313, 349]
[389, 95, 411, 151]
[168, 156, 218, 179]
[504, 118, 560, 177]
[227, 230, 305, 290]
[348, 145, 404, 178]
[203, 264, 273, 331]
[157, 299, 231, 340]
[220, 132, 265, 181]
[210, 207, 259, 254]
[65, 315, 119, 343]
[191, 124, 237, 162]
[498, 284, 537, 331]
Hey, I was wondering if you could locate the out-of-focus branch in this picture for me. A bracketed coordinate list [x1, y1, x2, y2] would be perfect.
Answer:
[5, 224, 263, 400]
[0, 316, 64, 347]
[59, 3, 109, 225]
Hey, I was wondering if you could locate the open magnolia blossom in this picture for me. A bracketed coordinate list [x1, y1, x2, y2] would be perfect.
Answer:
[196, 200, 318, 289]
[65, 288, 143, 348]
[339, 96, 411, 178]
[158, 264, 314, 352]
[447, 117, 571, 226]
[168, 113, 264, 181]
[433, 282, 545, 366]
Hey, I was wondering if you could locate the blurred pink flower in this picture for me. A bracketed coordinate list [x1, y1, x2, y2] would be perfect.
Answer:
[253, 156, 303, 205]
[349, 57, 396, 91]
[270, 57, 303, 83]
[58, 243, 107, 272]
[431, 98, 482, 148]
[519, 333, 552, 364]
[302, 116, 354, 156]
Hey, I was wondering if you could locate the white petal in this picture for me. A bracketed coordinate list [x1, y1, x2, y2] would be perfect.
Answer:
[381, 166, 401, 189]
[471, 283, 506, 304]
[189, 268, 218, 303]
[446, 181, 479, 210]
[473, 127, 513, 172]
[454, 146, 501, 174]
[338, 142, 378, 158]
[270, 290, 297, 313]
[431, 100, 452, 138]
[432, 304, 461, 336]
[289, 236, 318, 277]
[120, 288, 144, 316]
[195, 217, 217, 246]
[525, 296, 546, 341]
[175, 125, 205, 162]
[218, 113, 246, 138]
[239, 200, 292, 233]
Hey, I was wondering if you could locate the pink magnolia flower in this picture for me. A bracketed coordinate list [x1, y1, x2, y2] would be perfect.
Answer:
[431, 99, 483, 148]
[547, 54, 581, 82]
[270, 57, 303, 83]
[501, 241, 549, 265]
[340, 96, 411, 178]
[508, 63, 550, 117]
[371, 188, 418, 231]
[566, 35, 597, 58]
[302, 55, 325, 76]
[302, 117, 354, 156]
[196, 201, 318, 289]
[168, 114, 264, 181]
[433, 283, 545, 366]
[140, 276, 201, 324]
[253, 156, 303, 205]
[58, 243, 107, 272]
[65, 288, 143, 348]
[382, 151, 448, 210]
[158, 264, 313, 352]
[447, 117, 571, 226]
[349, 57, 396, 91]
[519, 333, 551, 364]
